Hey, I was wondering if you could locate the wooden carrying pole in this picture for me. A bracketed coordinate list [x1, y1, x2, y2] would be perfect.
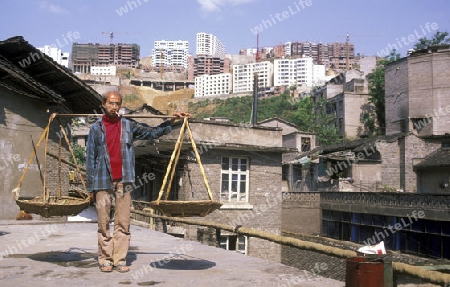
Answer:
[53, 113, 178, 119]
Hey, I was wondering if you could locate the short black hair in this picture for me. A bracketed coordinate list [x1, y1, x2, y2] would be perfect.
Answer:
[102, 91, 122, 103]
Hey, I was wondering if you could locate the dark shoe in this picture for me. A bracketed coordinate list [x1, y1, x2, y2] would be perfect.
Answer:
[99, 262, 113, 272]
[115, 263, 130, 273]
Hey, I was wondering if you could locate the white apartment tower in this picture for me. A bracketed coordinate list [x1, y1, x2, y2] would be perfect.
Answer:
[273, 57, 325, 87]
[37, 45, 70, 68]
[152, 40, 189, 68]
[232, 61, 273, 94]
[194, 73, 232, 97]
[284, 41, 292, 57]
[196, 33, 225, 57]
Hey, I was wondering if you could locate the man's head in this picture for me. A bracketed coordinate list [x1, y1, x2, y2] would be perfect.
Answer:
[102, 91, 122, 118]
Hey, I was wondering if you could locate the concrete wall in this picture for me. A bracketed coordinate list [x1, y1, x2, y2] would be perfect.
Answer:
[408, 49, 450, 136]
[281, 192, 321, 235]
[403, 135, 440, 192]
[386, 47, 450, 136]
[282, 132, 315, 152]
[352, 161, 381, 185]
[0, 87, 73, 219]
[378, 134, 439, 192]
[258, 119, 298, 136]
[324, 84, 343, 99]
[358, 55, 377, 76]
[189, 122, 282, 148]
[417, 167, 450, 194]
[343, 93, 370, 137]
[385, 58, 409, 135]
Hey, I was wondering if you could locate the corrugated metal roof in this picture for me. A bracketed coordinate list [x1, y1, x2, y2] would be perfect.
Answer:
[0, 36, 102, 113]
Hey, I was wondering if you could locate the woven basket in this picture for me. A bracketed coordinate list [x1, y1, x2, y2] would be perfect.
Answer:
[13, 114, 91, 218]
[150, 200, 222, 217]
[15, 196, 90, 218]
[151, 117, 222, 218]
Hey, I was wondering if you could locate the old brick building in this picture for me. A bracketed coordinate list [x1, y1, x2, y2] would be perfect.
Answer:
[130, 118, 288, 262]
[384, 44, 450, 192]
[0, 36, 102, 219]
[312, 66, 376, 139]
[283, 45, 450, 263]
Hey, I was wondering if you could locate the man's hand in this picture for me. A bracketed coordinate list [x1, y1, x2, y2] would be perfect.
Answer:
[170, 112, 191, 123]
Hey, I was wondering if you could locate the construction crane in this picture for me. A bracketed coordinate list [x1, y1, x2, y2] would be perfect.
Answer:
[101, 31, 140, 44]
[337, 33, 381, 70]
[102, 31, 114, 44]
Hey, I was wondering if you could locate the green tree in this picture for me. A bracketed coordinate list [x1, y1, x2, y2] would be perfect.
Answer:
[364, 49, 400, 135]
[413, 31, 450, 50]
[70, 144, 86, 165]
[290, 96, 314, 132]
[310, 98, 340, 146]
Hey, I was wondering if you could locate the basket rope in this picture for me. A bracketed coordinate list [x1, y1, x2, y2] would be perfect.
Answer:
[15, 113, 89, 201]
[164, 120, 186, 200]
[184, 119, 213, 200]
[155, 117, 214, 203]
[56, 118, 88, 199]
[15, 114, 54, 190]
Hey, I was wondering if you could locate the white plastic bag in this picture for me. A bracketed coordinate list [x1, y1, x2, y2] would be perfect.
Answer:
[358, 241, 386, 255]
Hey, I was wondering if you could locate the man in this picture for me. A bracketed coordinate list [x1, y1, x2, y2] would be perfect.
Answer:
[85, 91, 189, 272]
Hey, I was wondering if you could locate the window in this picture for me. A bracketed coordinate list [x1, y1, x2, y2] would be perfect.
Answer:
[301, 137, 311, 152]
[219, 235, 247, 254]
[221, 157, 249, 202]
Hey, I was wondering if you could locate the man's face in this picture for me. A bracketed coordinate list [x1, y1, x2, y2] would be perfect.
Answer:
[103, 93, 122, 118]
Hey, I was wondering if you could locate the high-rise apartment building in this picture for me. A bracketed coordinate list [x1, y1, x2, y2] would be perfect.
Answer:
[291, 41, 354, 70]
[38, 45, 70, 68]
[71, 43, 140, 73]
[273, 57, 326, 87]
[244, 41, 353, 71]
[194, 73, 232, 97]
[327, 42, 355, 70]
[232, 61, 273, 94]
[196, 33, 225, 57]
[284, 42, 292, 57]
[152, 40, 189, 69]
[187, 55, 230, 81]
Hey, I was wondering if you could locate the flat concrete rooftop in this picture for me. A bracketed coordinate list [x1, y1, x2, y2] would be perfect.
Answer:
[0, 221, 344, 287]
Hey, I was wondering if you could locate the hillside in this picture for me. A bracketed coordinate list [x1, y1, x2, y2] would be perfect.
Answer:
[119, 85, 194, 115]
[118, 83, 303, 126]
[118, 83, 340, 145]
[188, 93, 309, 129]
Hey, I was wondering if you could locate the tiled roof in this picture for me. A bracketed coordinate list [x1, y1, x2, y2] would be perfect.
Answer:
[0, 36, 102, 113]
[295, 132, 410, 159]
[413, 147, 450, 170]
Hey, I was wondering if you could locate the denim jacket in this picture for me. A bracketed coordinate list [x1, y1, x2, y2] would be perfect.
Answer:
[85, 117, 172, 192]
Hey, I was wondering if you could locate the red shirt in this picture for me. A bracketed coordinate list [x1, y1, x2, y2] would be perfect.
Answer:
[102, 115, 122, 181]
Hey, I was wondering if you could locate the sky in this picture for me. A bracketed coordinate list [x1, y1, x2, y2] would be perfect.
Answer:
[1, 0, 449, 58]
